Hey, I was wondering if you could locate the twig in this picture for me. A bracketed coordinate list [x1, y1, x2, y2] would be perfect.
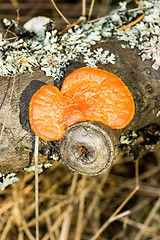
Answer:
[90, 159, 140, 240]
[16, 8, 20, 24]
[58, 19, 84, 35]
[82, 0, 86, 17]
[88, 0, 96, 20]
[88, 5, 154, 23]
[4, 22, 15, 39]
[50, 0, 70, 25]
[35, 135, 39, 240]
[118, 13, 145, 31]
[75, 175, 86, 240]
[108, 210, 131, 223]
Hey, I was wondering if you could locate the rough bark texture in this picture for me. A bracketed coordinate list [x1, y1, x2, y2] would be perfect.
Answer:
[0, 70, 54, 174]
[0, 36, 160, 174]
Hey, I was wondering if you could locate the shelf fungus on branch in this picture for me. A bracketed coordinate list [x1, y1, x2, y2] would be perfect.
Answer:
[29, 67, 135, 175]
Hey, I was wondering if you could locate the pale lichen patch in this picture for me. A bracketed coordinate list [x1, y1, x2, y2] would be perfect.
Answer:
[24, 162, 52, 174]
[115, 0, 160, 69]
[120, 135, 132, 145]
[0, 172, 19, 190]
[0, 0, 159, 80]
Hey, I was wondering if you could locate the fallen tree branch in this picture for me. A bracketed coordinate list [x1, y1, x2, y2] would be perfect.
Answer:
[0, 1, 160, 175]
[0, 36, 159, 175]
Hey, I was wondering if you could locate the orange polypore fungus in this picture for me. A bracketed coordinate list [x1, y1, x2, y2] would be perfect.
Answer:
[29, 67, 135, 141]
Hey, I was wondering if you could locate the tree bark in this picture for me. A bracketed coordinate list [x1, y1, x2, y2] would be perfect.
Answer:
[0, 36, 160, 175]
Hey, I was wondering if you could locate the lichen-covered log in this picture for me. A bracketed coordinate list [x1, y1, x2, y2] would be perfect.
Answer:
[1, 1, 160, 175]
[0, 35, 159, 175]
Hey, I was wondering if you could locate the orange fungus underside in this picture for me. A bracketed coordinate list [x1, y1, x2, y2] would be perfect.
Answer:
[29, 67, 135, 141]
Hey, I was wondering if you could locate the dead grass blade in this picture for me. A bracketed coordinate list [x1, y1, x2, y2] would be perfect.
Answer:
[34, 135, 39, 240]
[75, 175, 86, 240]
[59, 172, 78, 240]
[88, 0, 95, 20]
[82, 0, 86, 17]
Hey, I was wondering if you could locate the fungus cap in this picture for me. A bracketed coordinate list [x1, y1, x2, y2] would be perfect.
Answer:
[29, 67, 135, 141]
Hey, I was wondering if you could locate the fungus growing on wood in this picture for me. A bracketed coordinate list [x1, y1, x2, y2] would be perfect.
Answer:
[29, 67, 135, 141]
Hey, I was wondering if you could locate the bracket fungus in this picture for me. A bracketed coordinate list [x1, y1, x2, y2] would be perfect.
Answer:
[29, 67, 135, 175]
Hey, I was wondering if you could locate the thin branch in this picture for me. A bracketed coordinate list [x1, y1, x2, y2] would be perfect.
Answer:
[82, 0, 86, 17]
[35, 135, 39, 240]
[108, 210, 131, 223]
[88, 4, 154, 23]
[88, 0, 96, 20]
[75, 175, 86, 240]
[58, 19, 84, 35]
[118, 13, 145, 31]
[59, 173, 78, 240]
[50, 0, 70, 25]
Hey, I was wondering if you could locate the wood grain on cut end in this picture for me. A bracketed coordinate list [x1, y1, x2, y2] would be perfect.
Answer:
[59, 121, 116, 176]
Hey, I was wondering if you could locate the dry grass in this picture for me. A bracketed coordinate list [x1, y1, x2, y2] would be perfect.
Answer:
[0, 145, 160, 240]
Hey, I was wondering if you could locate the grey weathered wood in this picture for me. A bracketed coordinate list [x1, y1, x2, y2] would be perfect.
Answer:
[0, 69, 54, 174]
